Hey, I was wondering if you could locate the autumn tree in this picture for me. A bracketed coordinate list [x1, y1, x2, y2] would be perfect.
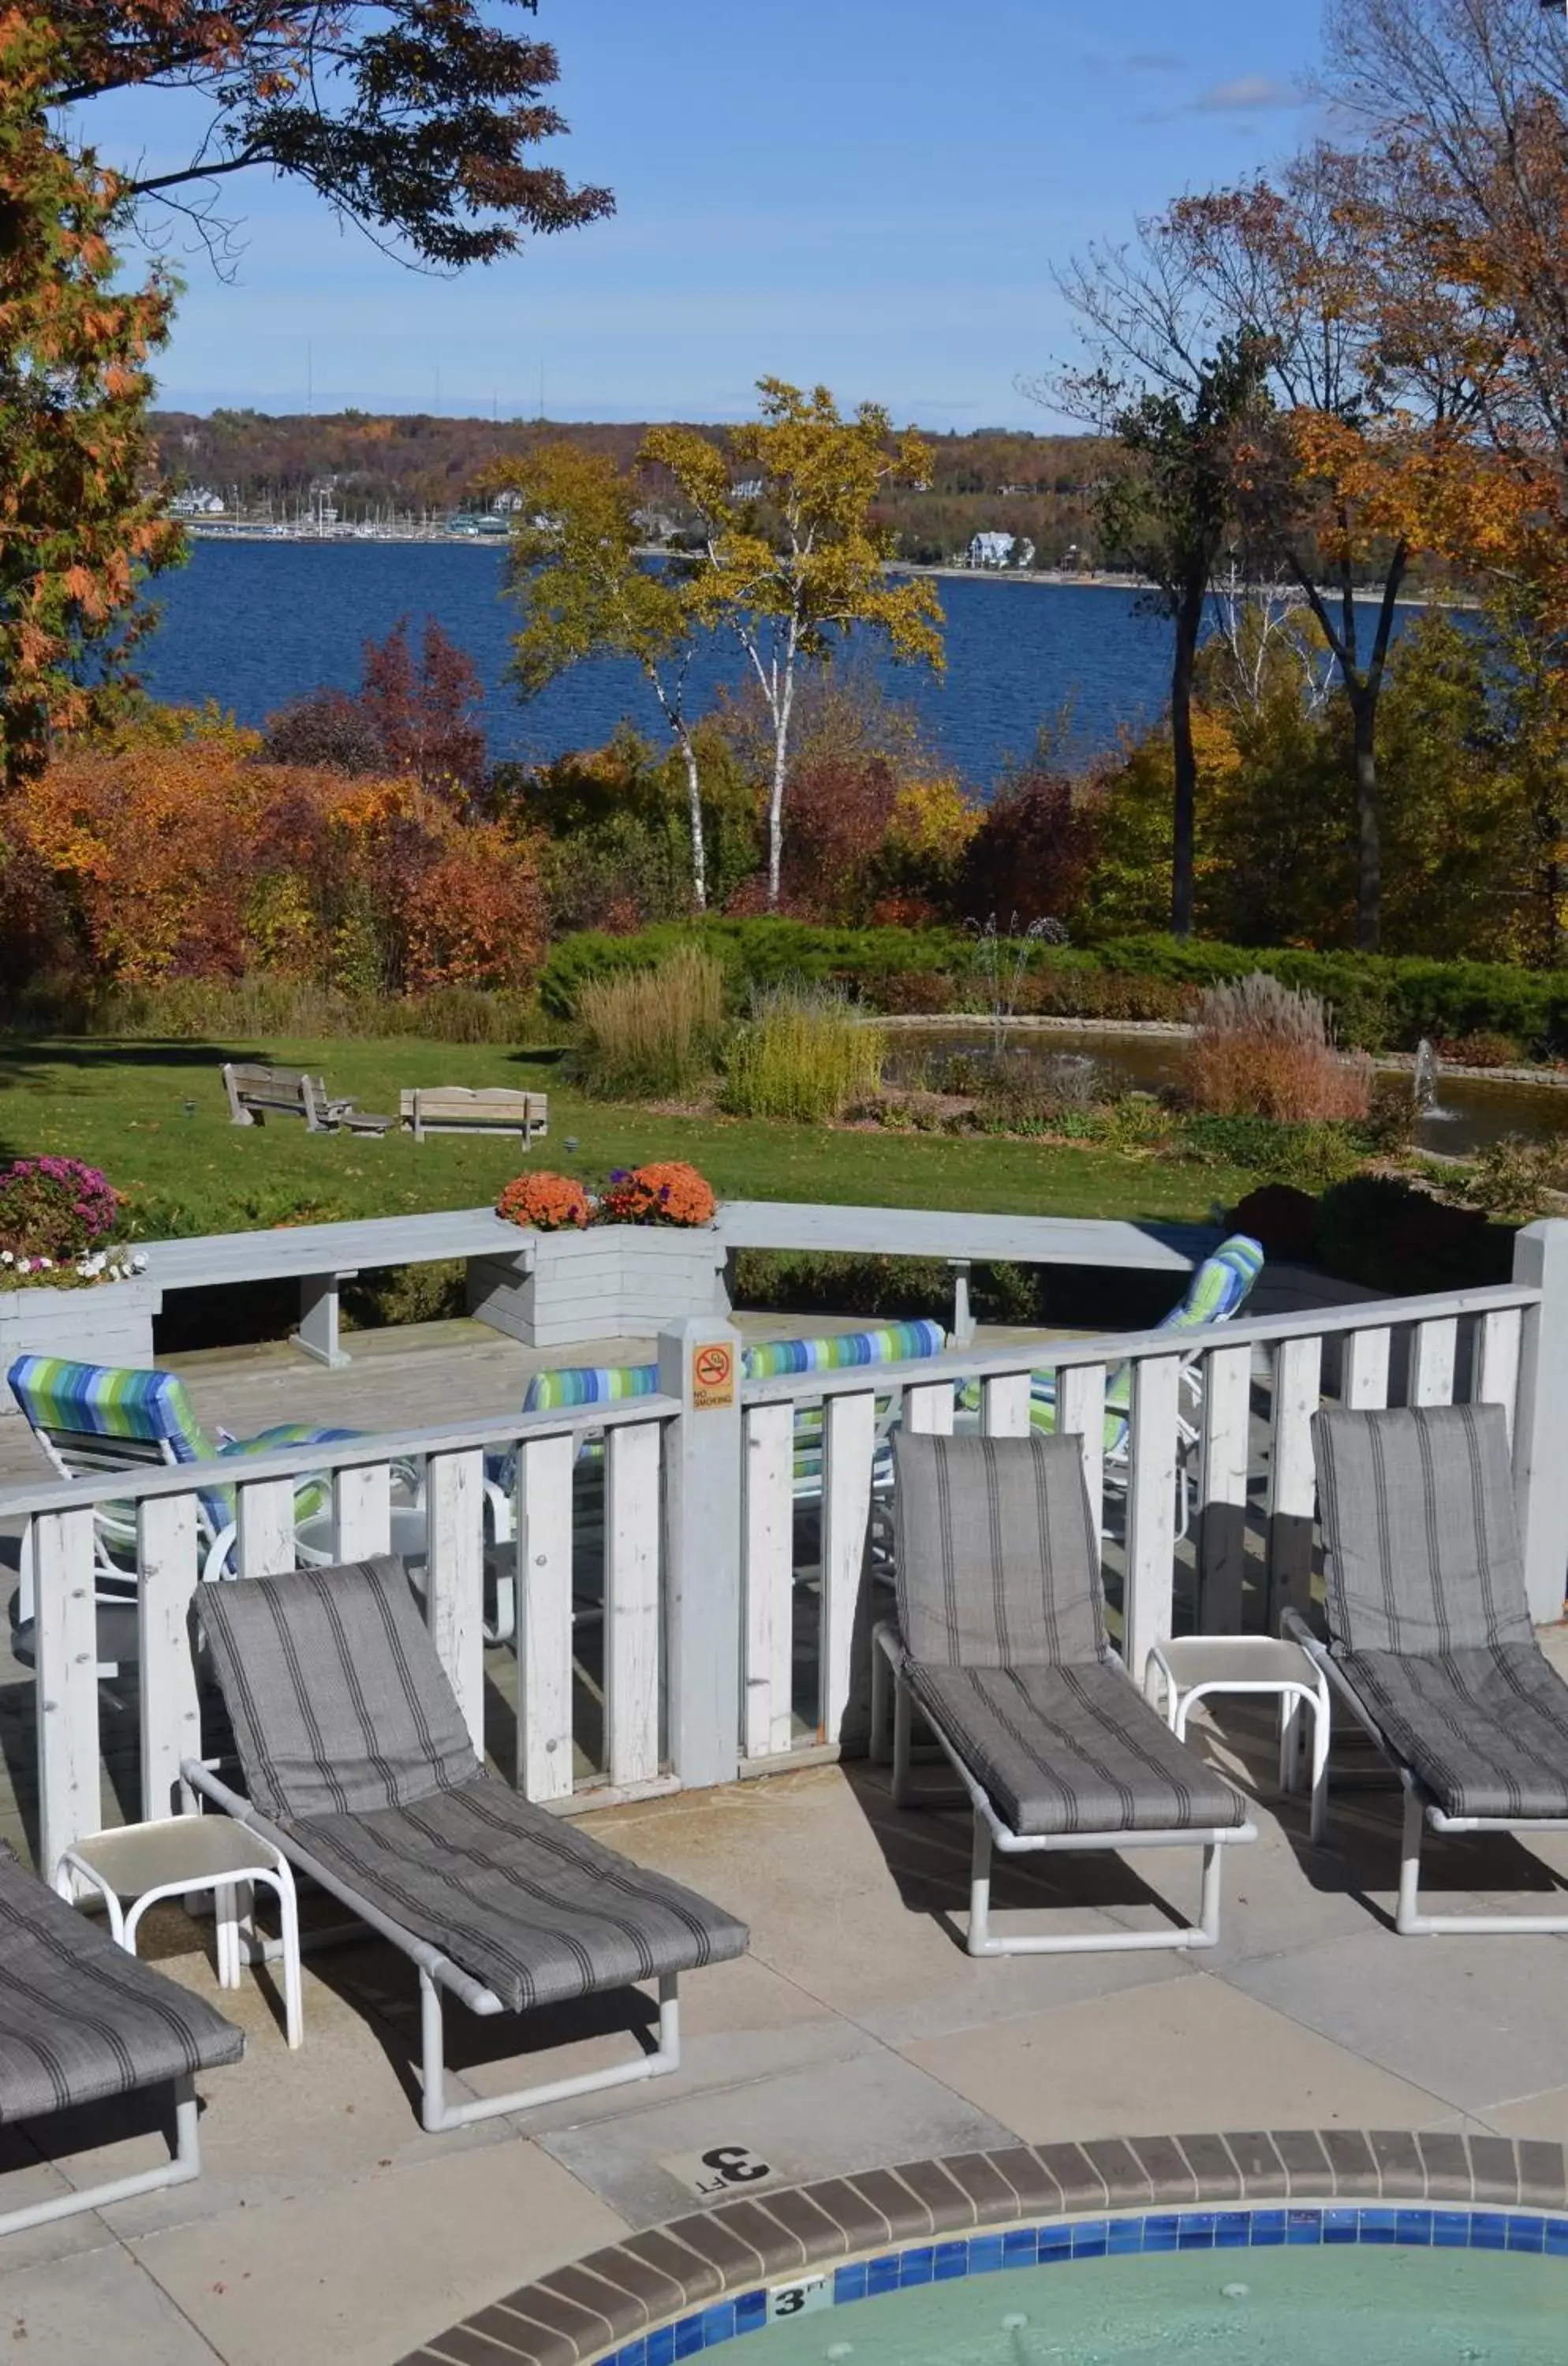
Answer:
[641, 380, 945, 908]
[498, 442, 713, 905]
[1170, 144, 1498, 949]
[47, 0, 610, 267]
[1044, 230, 1267, 935]
[0, 12, 182, 787]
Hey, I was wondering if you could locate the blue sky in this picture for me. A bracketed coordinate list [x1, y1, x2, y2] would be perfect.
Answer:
[97, 0, 1327, 426]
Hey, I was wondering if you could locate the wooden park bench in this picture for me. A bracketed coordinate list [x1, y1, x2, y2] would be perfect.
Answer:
[222, 1062, 394, 1138]
[398, 1086, 549, 1145]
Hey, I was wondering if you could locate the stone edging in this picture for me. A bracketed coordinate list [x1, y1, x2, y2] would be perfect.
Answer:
[394, 2128, 1568, 2366]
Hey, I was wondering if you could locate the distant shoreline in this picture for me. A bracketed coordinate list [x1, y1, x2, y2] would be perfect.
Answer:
[180, 527, 1451, 609]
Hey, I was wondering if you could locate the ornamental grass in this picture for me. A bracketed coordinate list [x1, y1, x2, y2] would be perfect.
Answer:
[574, 946, 729, 1101]
[723, 985, 886, 1125]
[1184, 972, 1372, 1125]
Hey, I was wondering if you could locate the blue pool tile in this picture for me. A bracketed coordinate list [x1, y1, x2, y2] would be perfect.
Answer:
[969, 2235, 1006, 2273]
[673, 2314, 704, 2357]
[1141, 2216, 1181, 2252]
[1507, 2216, 1545, 2252]
[1215, 2214, 1250, 2249]
[645, 2327, 678, 2366]
[834, 2265, 868, 2304]
[1433, 2212, 1472, 2248]
[702, 2303, 737, 2345]
[1545, 2220, 1568, 2256]
[734, 2290, 767, 2331]
[1107, 2220, 1144, 2254]
[1286, 2211, 1323, 2245]
[934, 2241, 969, 2281]
[1470, 2212, 1508, 2250]
[611, 2344, 647, 2366]
[1248, 2211, 1286, 2247]
[1178, 2213, 1216, 2251]
[1002, 2230, 1037, 2266]
[1357, 2210, 1398, 2245]
[1395, 2212, 1433, 2246]
[899, 2246, 935, 2286]
[1036, 2226, 1073, 2259]
[865, 2254, 901, 2296]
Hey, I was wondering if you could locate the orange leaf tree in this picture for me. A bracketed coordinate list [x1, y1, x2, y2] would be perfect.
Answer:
[0, 10, 182, 786]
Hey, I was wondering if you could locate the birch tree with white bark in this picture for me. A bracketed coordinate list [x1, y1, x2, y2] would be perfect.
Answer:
[642, 379, 945, 908]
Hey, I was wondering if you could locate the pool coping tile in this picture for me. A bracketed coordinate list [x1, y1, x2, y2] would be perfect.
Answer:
[415, 2128, 1568, 2366]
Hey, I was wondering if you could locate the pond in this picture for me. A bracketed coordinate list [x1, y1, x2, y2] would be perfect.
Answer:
[881, 1025, 1568, 1161]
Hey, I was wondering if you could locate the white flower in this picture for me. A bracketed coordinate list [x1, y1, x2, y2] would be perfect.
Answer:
[38, 1257, 50, 1271]
[0, 1252, 11, 1267]
[132, 1252, 147, 1273]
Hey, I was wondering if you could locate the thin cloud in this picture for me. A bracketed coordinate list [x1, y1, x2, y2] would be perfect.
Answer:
[1193, 73, 1308, 112]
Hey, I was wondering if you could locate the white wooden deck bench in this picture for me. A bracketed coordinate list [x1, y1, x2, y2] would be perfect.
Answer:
[137, 1209, 533, 1368]
[714, 1202, 1217, 1343]
[222, 1063, 394, 1138]
[399, 1087, 549, 1145]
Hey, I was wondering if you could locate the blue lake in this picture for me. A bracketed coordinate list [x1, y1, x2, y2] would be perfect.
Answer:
[140, 539, 1180, 785]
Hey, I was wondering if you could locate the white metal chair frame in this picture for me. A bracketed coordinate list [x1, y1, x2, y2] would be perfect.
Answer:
[870, 1622, 1256, 1958]
[0, 2073, 203, 2238]
[1282, 1609, 1568, 1935]
[183, 1758, 684, 2131]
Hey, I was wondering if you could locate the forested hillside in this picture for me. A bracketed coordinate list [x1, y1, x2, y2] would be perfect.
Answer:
[151, 409, 1113, 566]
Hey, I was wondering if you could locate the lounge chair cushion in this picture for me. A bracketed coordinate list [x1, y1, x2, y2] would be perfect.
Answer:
[282, 1779, 749, 2013]
[0, 1844, 243, 2125]
[1314, 1404, 1533, 1656]
[199, 1557, 481, 1822]
[905, 1660, 1249, 1838]
[1338, 1646, 1568, 1820]
[892, 1431, 1105, 1668]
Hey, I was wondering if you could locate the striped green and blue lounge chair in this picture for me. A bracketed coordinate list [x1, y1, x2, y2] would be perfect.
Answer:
[519, 1319, 948, 1496]
[956, 1236, 1264, 1533]
[7, 1357, 358, 1666]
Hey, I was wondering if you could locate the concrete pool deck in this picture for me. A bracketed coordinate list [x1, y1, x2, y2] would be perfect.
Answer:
[4, 1651, 1568, 2364]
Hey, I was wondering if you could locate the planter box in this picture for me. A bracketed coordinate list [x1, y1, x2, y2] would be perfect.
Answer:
[0, 1278, 163, 1410]
[468, 1228, 729, 1350]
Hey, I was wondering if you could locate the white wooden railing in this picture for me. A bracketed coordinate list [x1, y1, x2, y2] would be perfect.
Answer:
[9, 1394, 682, 1876]
[6, 1225, 1568, 1876]
[737, 1227, 1568, 1766]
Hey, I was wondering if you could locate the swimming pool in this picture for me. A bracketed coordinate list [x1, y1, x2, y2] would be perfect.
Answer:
[752, 2240, 1566, 2364]
[586, 2208, 1568, 2366]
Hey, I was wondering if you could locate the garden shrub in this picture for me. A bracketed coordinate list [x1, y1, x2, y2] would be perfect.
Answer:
[1433, 1031, 1521, 1070]
[1228, 1183, 1320, 1262]
[1312, 1175, 1510, 1293]
[1455, 1136, 1568, 1220]
[1178, 1117, 1366, 1192]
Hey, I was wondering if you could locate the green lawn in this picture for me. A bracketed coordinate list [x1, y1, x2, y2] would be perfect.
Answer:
[0, 1036, 1253, 1237]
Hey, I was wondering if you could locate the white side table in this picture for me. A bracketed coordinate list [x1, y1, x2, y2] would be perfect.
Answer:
[56, 1816, 303, 2048]
[1145, 1635, 1331, 1844]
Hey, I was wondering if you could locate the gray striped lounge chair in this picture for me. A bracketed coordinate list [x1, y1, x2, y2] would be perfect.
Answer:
[0, 1840, 242, 2234]
[875, 1431, 1254, 1957]
[1293, 1401, 1568, 1936]
[181, 1556, 749, 2131]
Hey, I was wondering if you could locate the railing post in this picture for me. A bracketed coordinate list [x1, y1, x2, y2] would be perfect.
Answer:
[1511, 1221, 1568, 1625]
[659, 1316, 742, 1790]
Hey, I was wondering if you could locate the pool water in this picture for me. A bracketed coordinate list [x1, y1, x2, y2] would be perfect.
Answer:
[757, 2244, 1566, 2364]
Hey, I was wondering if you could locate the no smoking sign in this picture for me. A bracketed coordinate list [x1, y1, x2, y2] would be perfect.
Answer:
[692, 1339, 736, 1409]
